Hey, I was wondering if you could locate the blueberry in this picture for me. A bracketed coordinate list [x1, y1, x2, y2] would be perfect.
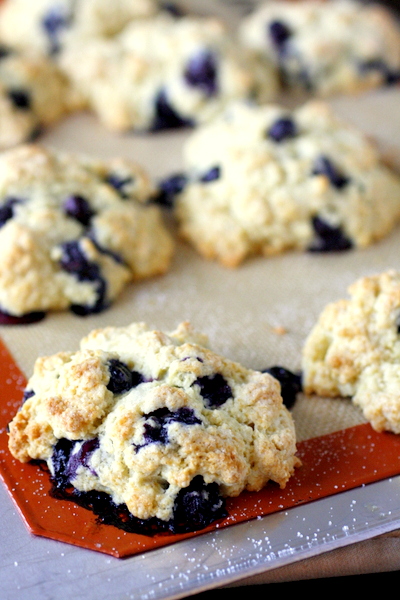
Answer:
[7, 89, 31, 110]
[0, 197, 20, 227]
[308, 216, 353, 252]
[263, 366, 302, 409]
[396, 313, 400, 334]
[136, 407, 201, 450]
[194, 373, 232, 409]
[42, 7, 71, 54]
[312, 155, 349, 189]
[105, 174, 135, 199]
[59, 240, 109, 315]
[200, 166, 220, 183]
[0, 45, 11, 60]
[267, 117, 297, 142]
[268, 20, 292, 52]
[107, 359, 144, 394]
[184, 50, 218, 96]
[0, 308, 46, 325]
[154, 173, 187, 207]
[152, 90, 193, 131]
[22, 389, 35, 403]
[65, 438, 100, 480]
[50, 438, 75, 490]
[172, 475, 226, 533]
[63, 195, 94, 226]
[161, 2, 185, 17]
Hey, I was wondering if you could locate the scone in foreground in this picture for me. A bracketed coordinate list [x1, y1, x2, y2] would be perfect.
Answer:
[158, 100, 400, 267]
[302, 270, 400, 434]
[8, 321, 300, 534]
[0, 144, 173, 321]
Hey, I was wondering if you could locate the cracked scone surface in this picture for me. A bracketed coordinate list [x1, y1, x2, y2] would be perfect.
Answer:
[302, 270, 400, 434]
[0, 46, 80, 150]
[0, 0, 159, 55]
[239, 0, 400, 97]
[59, 13, 278, 132]
[8, 321, 299, 533]
[0, 144, 173, 320]
[161, 100, 400, 267]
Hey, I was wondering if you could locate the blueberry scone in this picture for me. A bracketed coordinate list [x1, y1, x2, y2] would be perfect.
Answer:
[157, 100, 400, 267]
[0, 0, 159, 55]
[0, 45, 80, 150]
[0, 145, 173, 323]
[59, 13, 278, 132]
[302, 270, 400, 434]
[8, 321, 299, 534]
[239, 0, 400, 97]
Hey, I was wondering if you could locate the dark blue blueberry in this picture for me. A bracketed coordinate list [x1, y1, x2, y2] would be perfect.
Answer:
[63, 195, 94, 226]
[59, 240, 109, 315]
[105, 174, 135, 199]
[22, 389, 35, 403]
[308, 216, 353, 252]
[7, 89, 31, 110]
[0, 197, 20, 227]
[0, 45, 12, 59]
[396, 313, 400, 334]
[152, 90, 193, 131]
[161, 2, 185, 17]
[268, 20, 292, 52]
[184, 50, 218, 96]
[267, 117, 297, 142]
[200, 166, 220, 183]
[0, 308, 46, 325]
[312, 155, 350, 189]
[107, 359, 144, 394]
[154, 173, 187, 207]
[263, 366, 302, 409]
[65, 438, 100, 480]
[172, 475, 226, 533]
[42, 7, 71, 54]
[136, 407, 201, 450]
[194, 373, 232, 408]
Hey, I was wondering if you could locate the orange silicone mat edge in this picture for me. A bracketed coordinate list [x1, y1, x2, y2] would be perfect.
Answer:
[1, 335, 400, 558]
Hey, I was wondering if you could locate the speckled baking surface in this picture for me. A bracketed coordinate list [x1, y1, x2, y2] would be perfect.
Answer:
[1, 1, 400, 597]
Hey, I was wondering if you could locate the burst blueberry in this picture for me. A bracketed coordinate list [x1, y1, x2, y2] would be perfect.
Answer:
[268, 20, 292, 52]
[0, 197, 20, 227]
[200, 166, 220, 183]
[7, 89, 31, 110]
[263, 366, 302, 409]
[172, 475, 226, 533]
[63, 195, 94, 226]
[107, 359, 144, 394]
[184, 50, 218, 96]
[267, 117, 297, 142]
[152, 90, 193, 131]
[42, 7, 70, 54]
[195, 373, 232, 408]
[308, 216, 353, 252]
[312, 155, 349, 189]
[155, 173, 187, 207]
[137, 407, 201, 450]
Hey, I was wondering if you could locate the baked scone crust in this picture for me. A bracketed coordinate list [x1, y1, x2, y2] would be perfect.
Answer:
[8, 321, 299, 524]
[302, 270, 400, 434]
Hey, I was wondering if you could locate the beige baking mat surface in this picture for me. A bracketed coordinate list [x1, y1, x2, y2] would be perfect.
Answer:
[1, 88, 399, 444]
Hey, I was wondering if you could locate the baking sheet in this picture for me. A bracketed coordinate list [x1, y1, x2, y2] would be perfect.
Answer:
[1, 0, 400, 597]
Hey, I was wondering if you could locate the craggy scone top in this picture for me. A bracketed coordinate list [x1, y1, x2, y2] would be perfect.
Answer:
[160, 100, 400, 267]
[0, 144, 173, 320]
[302, 270, 400, 434]
[8, 321, 300, 527]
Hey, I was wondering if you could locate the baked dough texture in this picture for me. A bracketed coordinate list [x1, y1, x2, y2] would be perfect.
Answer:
[59, 12, 278, 132]
[0, 144, 173, 319]
[0, 46, 80, 150]
[239, 0, 400, 97]
[8, 321, 299, 531]
[163, 100, 400, 267]
[302, 270, 400, 434]
[0, 0, 159, 55]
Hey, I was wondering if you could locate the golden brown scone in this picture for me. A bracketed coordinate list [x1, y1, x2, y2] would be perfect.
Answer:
[0, 144, 173, 321]
[8, 321, 300, 533]
[302, 270, 400, 434]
